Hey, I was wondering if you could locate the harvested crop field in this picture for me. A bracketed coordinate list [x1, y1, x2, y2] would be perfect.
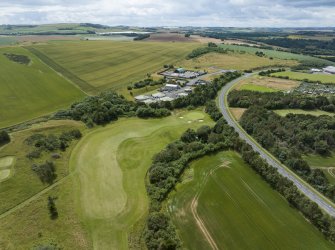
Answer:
[180, 52, 298, 71]
[235, 75, 300, 91]
[32, 40, 198, 93]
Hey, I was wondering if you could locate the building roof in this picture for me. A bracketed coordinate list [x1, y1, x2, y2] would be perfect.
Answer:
[159, 96, 174, 102]
[134, 95, 150, 101]
[152, 92, 166, 98]
[323, 66, 335, 73]
[165, 84, 179, 88]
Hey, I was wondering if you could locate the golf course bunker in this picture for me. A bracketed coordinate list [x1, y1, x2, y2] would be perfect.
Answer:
[0, 156, 15, 181]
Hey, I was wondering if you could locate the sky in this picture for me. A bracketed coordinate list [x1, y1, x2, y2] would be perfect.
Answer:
[0, 0, 335, 27]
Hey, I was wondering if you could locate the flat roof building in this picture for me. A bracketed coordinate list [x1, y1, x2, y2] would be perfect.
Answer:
[323, 66, 335, 74]
[134, 95, 150, 102]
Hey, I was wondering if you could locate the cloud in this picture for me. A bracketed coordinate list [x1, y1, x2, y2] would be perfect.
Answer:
[0, 0, 334, 27]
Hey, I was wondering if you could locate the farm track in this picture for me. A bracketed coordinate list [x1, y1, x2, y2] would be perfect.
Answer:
[26, 47, 95, 94]
[191, 163, 227, 250]
[218, 73, 335, 217]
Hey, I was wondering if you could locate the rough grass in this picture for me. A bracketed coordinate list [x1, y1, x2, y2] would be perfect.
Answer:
[180, 52, 297, 71]
[69, 110, 213, 249]
[169, 151, 335, 250]
[229, 107, 247, 121]
[0, 46, 85, 128]
[0, 120, 84, 215]
[0, 120, 89, 249]
[33, 41, 198, 93]
[235, 75, 299, 91]
[272, 71, 335, 84]
[274, 109, 334, 117]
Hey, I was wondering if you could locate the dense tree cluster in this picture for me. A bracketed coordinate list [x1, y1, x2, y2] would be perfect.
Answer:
[258, 68, 285, 76]
[54, 91, 171, 126]
[186, 43, 228, 59]
[129, 78, 165, 90]
[257, 38, 335, 56]
[47, 196, 58, 220]
[3, 53, 30, 65]
[228, 90, 335, 112]
[32, 161, 57, 185]
[25, 129, 82, 159]
[240, 106, 335, 202]
[145, 115, 335, 249]
[134, 34, 150, 40]
[0, 130, 10, 146]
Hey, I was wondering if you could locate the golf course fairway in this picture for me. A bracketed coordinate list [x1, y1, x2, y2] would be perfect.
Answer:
[169, 151, 334, 250]
[69, 110, 213, 249]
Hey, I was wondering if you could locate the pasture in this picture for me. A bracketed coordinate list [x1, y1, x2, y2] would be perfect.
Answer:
[69, 110, 214, 249]
[272, 71, 335, 84]
[33, 41, 198, 93]
[180, 52, 297, 71]
[274, 109, 334, 117]
[0, 46, 85, 128]
[219, 44, 334, 65]
[169, 151, 334, 250]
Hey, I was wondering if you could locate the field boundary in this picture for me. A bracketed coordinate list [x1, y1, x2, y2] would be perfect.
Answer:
[25, 46, 95, 94]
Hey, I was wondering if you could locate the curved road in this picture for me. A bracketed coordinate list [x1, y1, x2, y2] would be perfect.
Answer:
[218, 73, 335, 217]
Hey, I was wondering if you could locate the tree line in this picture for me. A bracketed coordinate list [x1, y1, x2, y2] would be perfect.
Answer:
[228, 90, 335, 112]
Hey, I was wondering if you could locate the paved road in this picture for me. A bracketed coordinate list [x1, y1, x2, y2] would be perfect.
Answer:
[218, 73, 335, 217]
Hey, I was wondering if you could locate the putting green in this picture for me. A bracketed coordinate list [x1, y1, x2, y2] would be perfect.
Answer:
[0, 156, 15, 181]
[69, 110, 214, 249]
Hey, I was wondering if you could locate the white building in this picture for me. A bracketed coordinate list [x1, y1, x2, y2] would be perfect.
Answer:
[152, 92, 166, 99]
[323, 66, 335, 74]
[134, 95, 150, 102]
[310, 68, 322, 73]
[164, 84, 180, 91]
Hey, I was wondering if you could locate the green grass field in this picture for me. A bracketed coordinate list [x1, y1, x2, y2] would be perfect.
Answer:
[219, 44, 334, 65]
[69, 110, 214, 249]
[0, 46, 85, 128]
[169, 151, 334, 250]
[272, 71, 335, 84]
[274, 109, 334, 117]
[239, 83, 276, 92]
[33, 41, 198, 93]
[0, 36, 17, 46]
[303, 154, 335, 169]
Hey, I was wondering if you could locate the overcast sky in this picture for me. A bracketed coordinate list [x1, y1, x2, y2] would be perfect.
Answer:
[0, 0, 335, 27]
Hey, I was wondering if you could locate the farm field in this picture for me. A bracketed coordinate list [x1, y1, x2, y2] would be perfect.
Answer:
[180, 52, 297, 71]
[272, 71, 335, 84]
[219, 44, 334, 65]
[33, 40, 198, 93]
[0, 46, 85, 128]
[235, 75, 299, 91]
[169, 151, 334, 250]
[0, 120, 89, 249]
[69, 110, 214, 249]
[274, 109, 334, 117]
